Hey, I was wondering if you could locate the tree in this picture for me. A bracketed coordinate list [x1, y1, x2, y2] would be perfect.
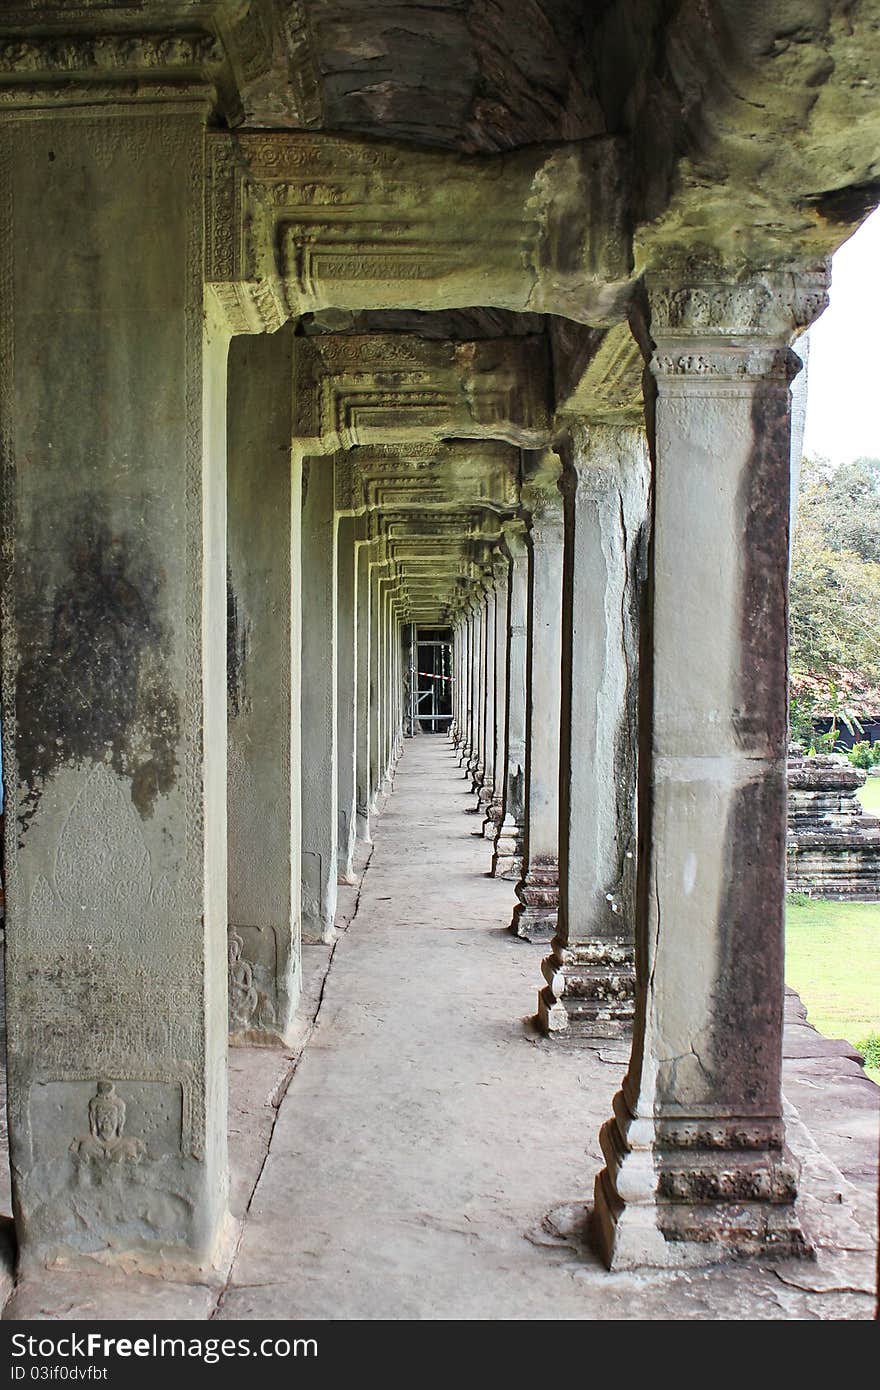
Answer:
[789, 455, 880, 722]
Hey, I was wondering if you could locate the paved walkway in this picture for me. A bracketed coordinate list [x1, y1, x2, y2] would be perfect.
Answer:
[3, 738, 876, 1319]
[212, 739, 876, 1320]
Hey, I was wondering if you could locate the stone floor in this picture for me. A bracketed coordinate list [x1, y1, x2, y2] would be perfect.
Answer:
[1, 738, 877, 1319]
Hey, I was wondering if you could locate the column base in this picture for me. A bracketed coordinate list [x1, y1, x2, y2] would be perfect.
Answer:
[592, 1090, 811, 1270]
[537, 938, 635, 1038]
[509, 861, 558, 941]
[492, 817, 523, 879]
[476, 781, 495, 818]
[481, 797, 503, 839]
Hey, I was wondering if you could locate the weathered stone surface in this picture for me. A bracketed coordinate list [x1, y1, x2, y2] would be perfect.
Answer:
[293, 333, 552, 455]
[510, 484, 564, 943]
[301, 458, 338, 944]
[209, 129, 633, 326]
[787, 752, 880, 898]
[593, 275, 829, 1269]
[0, 102, 229, 1267]
[227, 329, 300, 1046]
[538, 424, 648, 1039]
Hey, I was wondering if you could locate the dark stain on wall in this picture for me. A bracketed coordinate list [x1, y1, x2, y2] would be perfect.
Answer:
[15, 502, 180, 835]
[696, 377, 792, 1113]
[226, 564, 247, 721]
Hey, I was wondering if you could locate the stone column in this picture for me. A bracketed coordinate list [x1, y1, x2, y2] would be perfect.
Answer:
[483, 557, 510, 837]
[493, 526, 528, 879]
[355, 538, 373, 843]
[594, 272, 828, 1268]
[300, 459, 338, 944]
[510, 493, 565, 941]
[227, 329, 301, 1046]
[336, 510, 360, 884]
[379, 576, 395, 793]
[456, 611, 468, 750]
[537, 426, 649, 1038]
[0, 97, 230, 1264]
[469, 585, 490, 795]
[465, 594, 483, 784]
[368, 559, 385, 811]
[475, 585, 497, 810]
[458, 603, 476, 770]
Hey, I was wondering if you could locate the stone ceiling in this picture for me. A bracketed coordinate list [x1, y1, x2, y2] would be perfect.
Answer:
[4, 1, 879, 621]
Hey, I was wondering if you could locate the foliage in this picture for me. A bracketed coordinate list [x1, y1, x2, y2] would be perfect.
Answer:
[856, 1033, 880, 1070]
[848, 740, 880, 769]
[789, 455, 880, 723]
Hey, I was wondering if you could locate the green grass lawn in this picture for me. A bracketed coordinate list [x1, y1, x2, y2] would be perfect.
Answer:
[857, 775, 880, 815]
[785, 896, 880, 1084]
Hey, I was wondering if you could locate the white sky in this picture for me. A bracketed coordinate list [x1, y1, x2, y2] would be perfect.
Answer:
[802, 207, 880, 465]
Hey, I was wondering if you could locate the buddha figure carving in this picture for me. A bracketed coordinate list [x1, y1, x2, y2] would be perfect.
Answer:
[70, 1081, 145, 1163]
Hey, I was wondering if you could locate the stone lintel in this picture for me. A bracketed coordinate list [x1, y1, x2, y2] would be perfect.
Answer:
[292, 334, 552, 455]
[206, 129, 635, 327]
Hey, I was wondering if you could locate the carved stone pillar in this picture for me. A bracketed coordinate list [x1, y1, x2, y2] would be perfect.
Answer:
[336, 511, 359, 884]
[493, 527, 528, 878]
[379, 575, 397, 793]
[510, 494, 565, 941]
[227, 329, 301, 1046]
[537, 426, 648, 1037]
[467, 588, 488, 788]
[450, 622, 464, 750]
[458, 601, 477, 770]
[355, 537, 373, 843]
[475, 583, 498, 811]
[300, 459, 338, 944]
[594, 271, 828, 1268]
[0, 94, 230, 1264]
[368, 558, 388, 811]
[483, 557, 510, 837]
[469, 586, 492, 806]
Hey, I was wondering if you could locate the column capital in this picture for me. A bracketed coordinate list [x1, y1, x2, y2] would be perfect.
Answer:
[647, 266, 830, 385]
[524, 485, 565, 541]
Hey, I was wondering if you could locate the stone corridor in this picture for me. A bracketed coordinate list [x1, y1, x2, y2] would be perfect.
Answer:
[4, 738, 874, 1321]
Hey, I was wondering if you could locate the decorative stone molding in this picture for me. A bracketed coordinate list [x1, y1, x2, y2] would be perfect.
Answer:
[511, 861, 559, 942]
[352, 441, 520, 516]
[648, 269, 830, 387]
[649, 271, 829, 339]
[203, 129, 635, 328]
[552, 319, 645, 425]
[537, 939, 636, 1037]
[0, 33, 222, 75]
[292, 334, 552, 454]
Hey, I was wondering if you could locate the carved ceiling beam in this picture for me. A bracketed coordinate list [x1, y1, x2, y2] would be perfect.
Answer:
[206, 130, 634, 332]
[295, 334, 551, 456]
[334, 440, 521, 518]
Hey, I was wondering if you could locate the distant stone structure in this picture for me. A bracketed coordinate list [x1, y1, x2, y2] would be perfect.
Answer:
[787, 752, 880, 898]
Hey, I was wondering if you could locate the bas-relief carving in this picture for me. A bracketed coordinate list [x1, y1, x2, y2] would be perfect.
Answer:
[27, 764, 183, 949]
[70, 1081, 144, 1164]
[649, 274, 830, 338]
[23, 1074, 198, 1253]
[227, 928, 276, 1034]
[14, 765, 205, 1156]
[0, 34, 223, 75]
